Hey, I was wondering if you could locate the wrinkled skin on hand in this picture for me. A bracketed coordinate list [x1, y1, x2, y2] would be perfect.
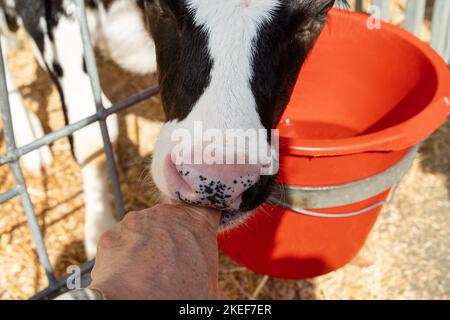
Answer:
[89, 204, 221, 300]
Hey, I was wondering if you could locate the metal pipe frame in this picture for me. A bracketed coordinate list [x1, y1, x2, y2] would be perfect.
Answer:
[0, 0, 158, 298]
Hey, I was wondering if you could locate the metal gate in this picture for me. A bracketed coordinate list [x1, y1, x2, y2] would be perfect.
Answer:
[361, 0, 450, 61]
[0, 0, 449, 300]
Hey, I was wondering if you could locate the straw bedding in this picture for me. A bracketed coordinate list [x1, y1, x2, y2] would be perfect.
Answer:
[1, 0, 448, 299]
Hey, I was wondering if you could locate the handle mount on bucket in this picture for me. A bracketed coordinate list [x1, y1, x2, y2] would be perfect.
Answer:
[267, 146, 419, 218]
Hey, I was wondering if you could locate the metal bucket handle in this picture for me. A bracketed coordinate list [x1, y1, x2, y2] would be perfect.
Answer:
[267, 146, 419, 218]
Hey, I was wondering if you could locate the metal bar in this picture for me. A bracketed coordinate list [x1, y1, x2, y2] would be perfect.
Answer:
[355, 0, 363, 12]
[11, 162, 57, 285]
[0, 39, 57, 285]
[439, 4, 450, 64]
[76, 0, 125, 219]
[278, 197, 390, 218]
[371, 0, 390, 21]
[0, 185, 21, 203]
[444, 26, 450, 64]
[0, 86, 158, 166]
[0, 186, 21, 203]
[431, 0, 450, 55]
[404, 0, 426, 36]
[30, 260, 95, 300]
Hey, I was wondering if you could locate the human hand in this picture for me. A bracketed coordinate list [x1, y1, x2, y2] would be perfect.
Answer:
[89, 204, 221, 300]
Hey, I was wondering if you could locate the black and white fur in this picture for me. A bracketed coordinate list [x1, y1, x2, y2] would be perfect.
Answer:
[1, 0, 346, 258]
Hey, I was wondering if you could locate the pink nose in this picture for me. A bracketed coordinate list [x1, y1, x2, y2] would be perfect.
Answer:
[168, 160, 261, 210]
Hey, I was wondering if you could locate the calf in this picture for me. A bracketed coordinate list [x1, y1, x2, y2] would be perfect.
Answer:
[1, 0, 346, 258]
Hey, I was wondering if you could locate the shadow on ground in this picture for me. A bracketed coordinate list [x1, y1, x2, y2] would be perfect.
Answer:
[419, 118, 450, 199]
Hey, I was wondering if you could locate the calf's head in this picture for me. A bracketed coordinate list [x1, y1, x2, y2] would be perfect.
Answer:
[143, 0, 346, 227]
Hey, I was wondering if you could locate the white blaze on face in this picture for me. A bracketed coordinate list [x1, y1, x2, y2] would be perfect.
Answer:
[184, 0, 280, 131]
[152, 0, 281, 197]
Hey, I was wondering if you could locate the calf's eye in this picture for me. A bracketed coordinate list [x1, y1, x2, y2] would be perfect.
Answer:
[316, 0, 335, 18]
[146, 0, 171, 19]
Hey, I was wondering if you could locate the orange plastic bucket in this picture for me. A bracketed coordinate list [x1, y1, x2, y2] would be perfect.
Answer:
[218, 10, 450, 279]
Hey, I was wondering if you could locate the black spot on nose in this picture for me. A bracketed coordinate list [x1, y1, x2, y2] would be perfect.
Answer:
[204, 186, 213, 194]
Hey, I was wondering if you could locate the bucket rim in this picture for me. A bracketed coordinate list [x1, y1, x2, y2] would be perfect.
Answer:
[280, 10, 450, 157]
